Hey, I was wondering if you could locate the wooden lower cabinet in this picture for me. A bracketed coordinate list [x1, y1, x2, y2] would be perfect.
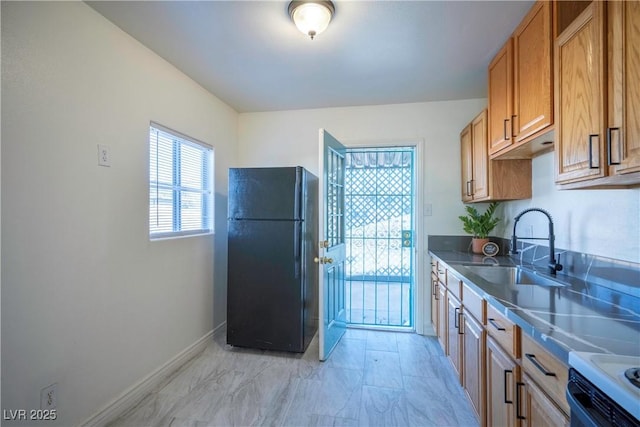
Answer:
[462, 310, 486, 425]
[446, 293, 463, 380]
[487, 336, 518, 427]
[430, 273, 438, 330]
[521, 333, 569, 415]
[520, 373, 570, 427]
[437, 284, 447, 352]
[428, 259, 572, 427]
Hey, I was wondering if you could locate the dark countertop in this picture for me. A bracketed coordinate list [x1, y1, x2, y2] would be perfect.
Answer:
[430, 249, 640, 364]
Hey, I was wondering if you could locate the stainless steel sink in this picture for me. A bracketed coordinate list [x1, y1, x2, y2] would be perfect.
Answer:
[456, 261, 501, 267]
[460, 265, 565, 287]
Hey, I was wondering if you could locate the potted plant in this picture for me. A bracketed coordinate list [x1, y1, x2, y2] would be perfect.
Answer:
[458, 202, 501, 254]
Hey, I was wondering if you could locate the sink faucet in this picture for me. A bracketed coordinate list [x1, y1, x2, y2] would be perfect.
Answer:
[511, 208, 563, 276]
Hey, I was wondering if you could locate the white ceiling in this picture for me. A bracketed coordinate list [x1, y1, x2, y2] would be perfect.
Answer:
[87, 1, 534, 113]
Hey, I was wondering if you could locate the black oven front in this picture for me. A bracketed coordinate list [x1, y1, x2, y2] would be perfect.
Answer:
[566, 368, 639, 427]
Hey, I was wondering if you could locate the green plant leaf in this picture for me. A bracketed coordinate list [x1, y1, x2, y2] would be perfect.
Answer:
[458, 202, 500, 238]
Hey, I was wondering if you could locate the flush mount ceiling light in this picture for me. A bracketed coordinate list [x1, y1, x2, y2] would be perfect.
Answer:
[288, 1, 335, 40]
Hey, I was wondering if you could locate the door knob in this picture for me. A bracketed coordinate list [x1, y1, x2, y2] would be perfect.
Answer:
[314, 256, 334, 264]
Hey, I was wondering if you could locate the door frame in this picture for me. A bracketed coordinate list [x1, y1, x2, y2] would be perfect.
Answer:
[341, 138, 426, 335]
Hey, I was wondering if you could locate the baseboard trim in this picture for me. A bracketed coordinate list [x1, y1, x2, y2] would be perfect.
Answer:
[81, 325, 224, 427]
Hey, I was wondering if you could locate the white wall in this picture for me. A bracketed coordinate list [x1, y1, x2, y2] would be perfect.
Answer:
[238, 99, 487, 240]
[497, 152, 640, 263]
[1, 2, 237, 425]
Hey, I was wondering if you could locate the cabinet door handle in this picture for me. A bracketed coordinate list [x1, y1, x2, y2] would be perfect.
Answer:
[488, 318, 506, 331]
[469, 179, 474, 196]
[454, 307, 460, 329]
[588, 134, 600, 169]
[466, 180, 472, 196]
[525, 353, 557, 377]
[434, 283, 439, 300]
[504, 370, 513, 404]
[511, 114, 517, 138]
[432, 279, 437, 296]
[458, 311, 464, 335]
[504, 118, 510, 141]
[607, 127, 621, 166]
[516, 382, 526, 420]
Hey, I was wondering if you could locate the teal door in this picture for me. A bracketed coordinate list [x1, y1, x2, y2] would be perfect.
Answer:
[317, 129, 347, 361]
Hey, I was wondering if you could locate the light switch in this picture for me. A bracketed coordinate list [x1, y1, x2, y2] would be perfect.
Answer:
[98, 144, 111, 167]
[424, 203, 432, 216]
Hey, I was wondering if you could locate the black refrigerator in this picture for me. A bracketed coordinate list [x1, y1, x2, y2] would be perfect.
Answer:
[227, 167, 318, 352]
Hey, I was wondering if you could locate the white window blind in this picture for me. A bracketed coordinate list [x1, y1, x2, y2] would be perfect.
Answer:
[149, 123, 214, 239]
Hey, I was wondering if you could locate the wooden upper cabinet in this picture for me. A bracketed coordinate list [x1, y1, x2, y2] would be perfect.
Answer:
[513, 1, 553, 142]
[555, 1, 591, 37]
[607, 0, 640, 175]
[461, 111, 487, 202]
[471, 111, 489, 200]
[460, 109, 531, 203]
[488, 40, 513, 155]
[555, 0, 640, 188]
[555, 1, 607, 184]
[489, 1, 554, 159]
[461, 123, 473, 202]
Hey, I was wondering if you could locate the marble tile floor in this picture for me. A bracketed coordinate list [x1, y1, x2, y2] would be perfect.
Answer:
[108, 329, 479, 427]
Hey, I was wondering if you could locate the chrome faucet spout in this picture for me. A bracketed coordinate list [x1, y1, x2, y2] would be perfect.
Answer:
[511, 208, 563, 275]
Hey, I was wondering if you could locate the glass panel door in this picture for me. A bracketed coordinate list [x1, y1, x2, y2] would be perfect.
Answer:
[317, 129, 347, 361]
[344, 147, 415, 328]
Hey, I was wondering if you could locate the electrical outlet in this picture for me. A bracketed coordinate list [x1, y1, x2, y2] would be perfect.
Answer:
[98, 144, 111, 167]
[40, 383, 58, 410]
[424, 203, 432, 216]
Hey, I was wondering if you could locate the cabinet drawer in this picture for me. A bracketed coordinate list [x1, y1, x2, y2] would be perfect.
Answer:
[486, 304, 520, 359]
[462, 282, 485, 323]
[437, 262, 447, 286]
[446, 270, 462, 300]
[521, 333, 569, 415]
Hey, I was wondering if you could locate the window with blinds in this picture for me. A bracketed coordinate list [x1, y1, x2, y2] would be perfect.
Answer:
[149, 123, 214, 239]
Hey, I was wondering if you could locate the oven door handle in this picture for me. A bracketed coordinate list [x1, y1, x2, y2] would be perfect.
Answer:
[566, 382, 603, 427]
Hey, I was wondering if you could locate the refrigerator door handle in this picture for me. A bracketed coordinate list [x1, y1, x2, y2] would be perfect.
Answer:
[295, 167, 303, 220]
[294, 223, 301, 278]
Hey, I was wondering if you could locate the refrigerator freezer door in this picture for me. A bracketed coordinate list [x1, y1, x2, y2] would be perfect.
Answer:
[228, 167, 303, 220]
[227, 219, 304, 352]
